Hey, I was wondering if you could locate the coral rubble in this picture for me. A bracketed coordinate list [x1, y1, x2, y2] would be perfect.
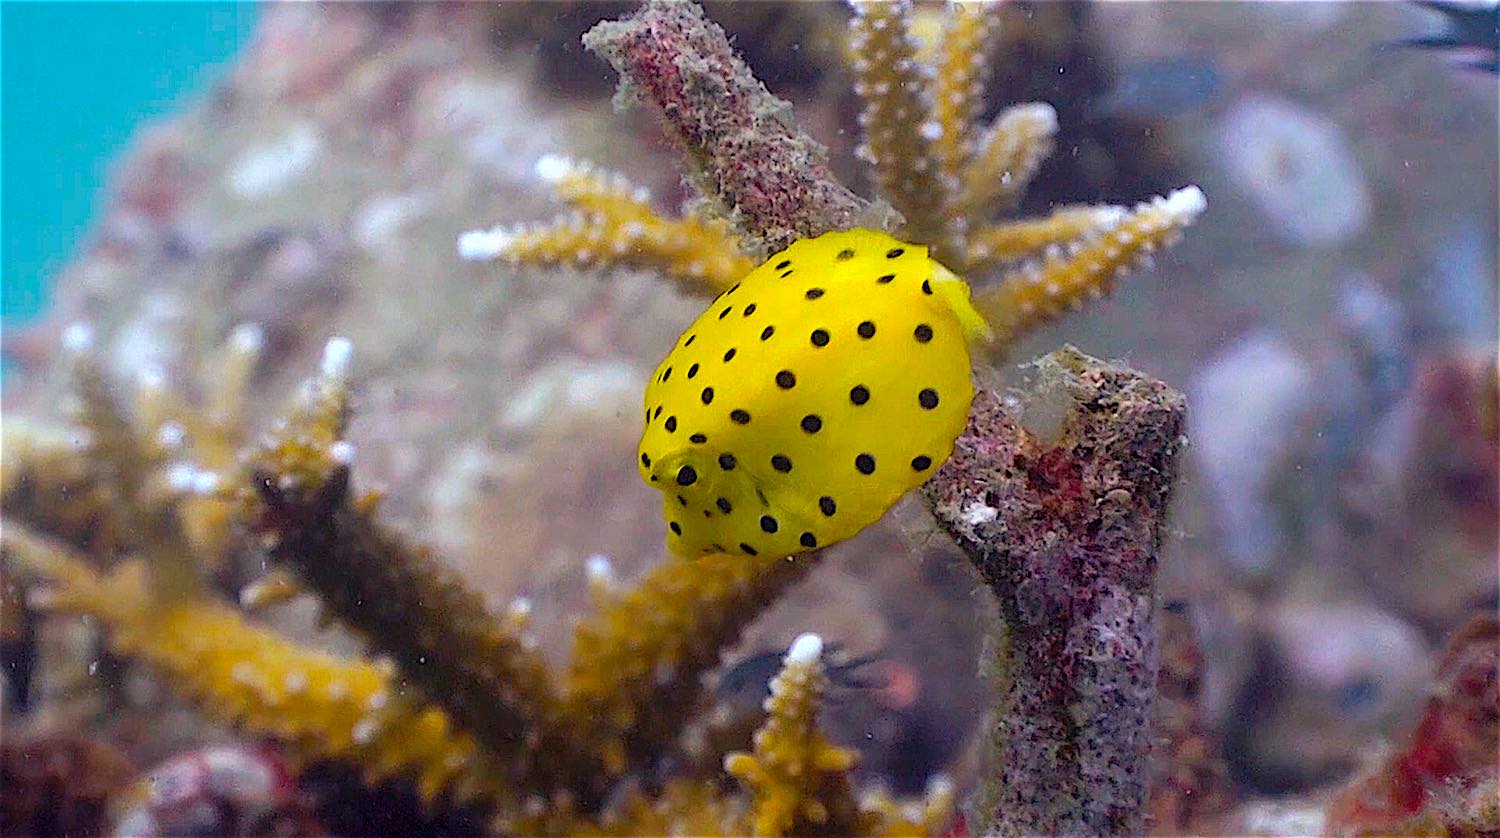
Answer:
[1326, 613, 1500, 835]
[0, 732, 134, 838]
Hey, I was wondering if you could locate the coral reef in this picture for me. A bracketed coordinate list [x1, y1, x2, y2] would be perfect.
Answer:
[1146, 601, 1237, 834]
[5, 2, 1207, 835]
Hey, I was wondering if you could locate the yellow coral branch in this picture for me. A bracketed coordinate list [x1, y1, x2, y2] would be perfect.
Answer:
[562, 551, 817, 782]
[958, 102, 1058, 220]
[724, 634, 867, 837]
[4, 526, 501, 812]
[966, 205, 1128, 272]
[62, 331, 201, 598]
[459, 156, 753, 296]
[932, 1, 996, 182]
[975, 186, 1207, 345]
[1, 417, 121, 555]
[848, 0, 951, 249]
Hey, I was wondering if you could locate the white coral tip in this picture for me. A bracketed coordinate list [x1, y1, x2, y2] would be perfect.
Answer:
[229, 323, 265, 354]
[533, 153, 573, 183]
[585, 553, 615, 586]
[457, 225, 517, 261]
[1162, 185, 1207, 221]
[1015, 102, 1059, 132]
[321, 336, 353, 379]
[786, 632, 824, 664]
[61, 322, 94, 353]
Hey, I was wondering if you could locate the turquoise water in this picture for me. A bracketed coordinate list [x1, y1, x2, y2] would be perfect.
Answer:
[1, 1, 258, 324]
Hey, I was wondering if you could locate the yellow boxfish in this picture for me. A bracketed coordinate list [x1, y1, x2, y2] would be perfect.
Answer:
[638, 229, 990, 559]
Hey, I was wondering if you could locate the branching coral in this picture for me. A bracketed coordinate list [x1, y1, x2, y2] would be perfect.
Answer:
[247, 347, 586, 806]
[561, 550, 817, 783]
[2, 323, 266, 593]
[467, 0, 1204, 359]
[459, 155, 754, 295]
[725, 633, 865, 836]
[724, 634, 950, 837]
[12, 327, 941, 834]
[4, 526, 492, 809]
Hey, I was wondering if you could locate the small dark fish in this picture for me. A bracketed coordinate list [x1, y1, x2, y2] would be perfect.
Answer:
[717, 642, 884, 707]
[1388, 0, 1499, 73]
[1089, 56, 1222, 121]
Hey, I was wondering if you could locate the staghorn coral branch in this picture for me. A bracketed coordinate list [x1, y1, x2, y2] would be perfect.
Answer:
[932, 0, 996, 182]
[965, 205, 1129, 272]
[461, 156, 754, 296]
[1, 417, 121, 556]
[848, 0, 952, 253]
[4, 526, 498, 811]
[724, 634, 868, 837]
[582, 0, 896, 257]
[62, 329, 202, 598]
[958, 102, 1058, 221]
[561, 550, 818, 782]
[922, 347, 1187, 837]
[205, 323, 265, 434]
[975, 186, 1207, 345]
[249, 340, 598, 809]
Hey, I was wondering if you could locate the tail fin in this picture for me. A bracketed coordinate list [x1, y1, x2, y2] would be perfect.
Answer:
[929, 261, 995, 344]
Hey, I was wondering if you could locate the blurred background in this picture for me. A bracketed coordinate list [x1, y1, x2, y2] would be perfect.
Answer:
[2, 2, 1495, 835]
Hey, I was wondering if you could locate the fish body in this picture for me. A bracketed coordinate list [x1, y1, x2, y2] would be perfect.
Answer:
[638, 229, 985, 559]
[1392, 0, 1499, 73]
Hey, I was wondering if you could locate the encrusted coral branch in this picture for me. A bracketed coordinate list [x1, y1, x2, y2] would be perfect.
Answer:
[582, 0, 896, 256]
[958, 102, 1058, 221]
[459, 156, 754, 296]
[724, 634, 867, 836]
[5, 526, 495, 810]
[976, 187, 1207, 345]
[248, 340, 593, 806]
[848, 0, 949, 250]
[562, 551, 818, 781]
[923, 347, 1187, 837]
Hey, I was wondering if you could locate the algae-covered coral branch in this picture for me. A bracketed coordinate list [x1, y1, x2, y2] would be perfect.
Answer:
[249, 341, 594, 806]
[581, 0, 897, 257]
[924, 347, 1187, 837]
